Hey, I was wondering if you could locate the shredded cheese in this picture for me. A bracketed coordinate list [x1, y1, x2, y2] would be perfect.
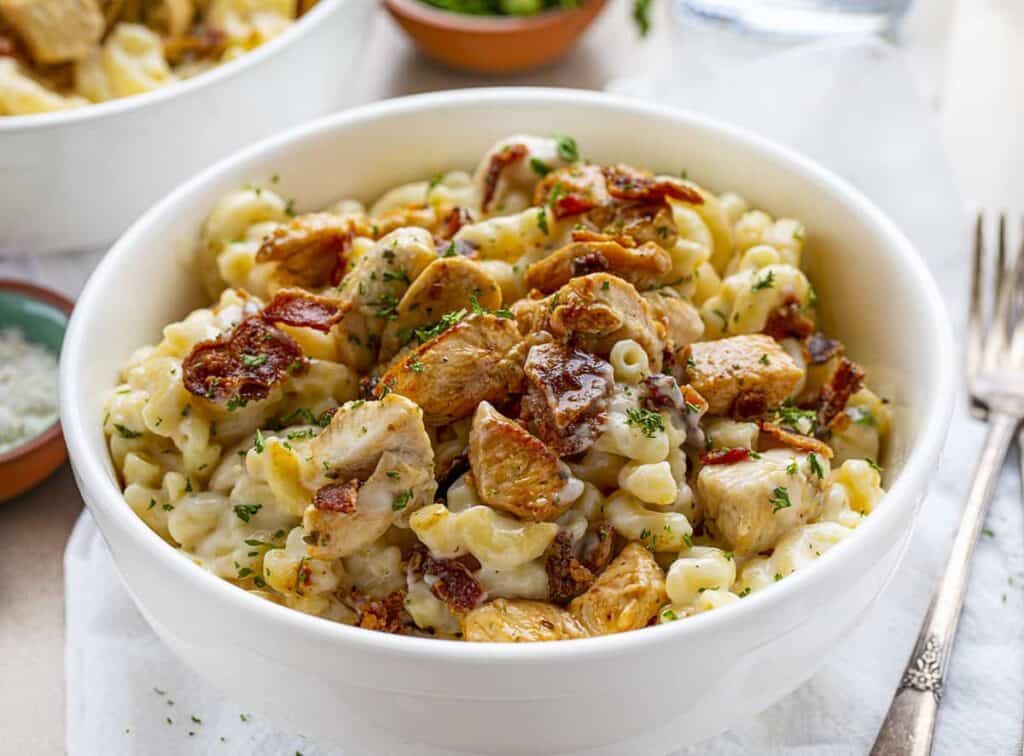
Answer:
[0, 327, 59, 456]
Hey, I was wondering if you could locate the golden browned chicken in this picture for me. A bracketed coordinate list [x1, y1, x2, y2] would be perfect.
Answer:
[461, 598, 588, 642]
[568, 542, 667, 635]
[524, 240, 672, 294]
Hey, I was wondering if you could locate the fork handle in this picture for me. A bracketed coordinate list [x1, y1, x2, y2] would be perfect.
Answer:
[871, 412, 1018, 756]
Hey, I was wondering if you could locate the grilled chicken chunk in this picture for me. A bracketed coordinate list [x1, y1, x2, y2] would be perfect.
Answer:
[697, 448, 828, 555]
[379, 256, 502, 362]
[643, 289, 704, 357]
[461, 598, 587, 642]
[468, 401, 570, 522]
[256, 212, 358, 291]
[568, 543, 666, 635]
[305, 394, 437, 559]
[524, 240, 672, 294]
[375, 313, 525, 425]
[518, 273, 666, 372]
[334, 227, 436, 371]
[520, 342, 613, 456]
[0, 0, 103, 63]
[683, 334, 802, 417]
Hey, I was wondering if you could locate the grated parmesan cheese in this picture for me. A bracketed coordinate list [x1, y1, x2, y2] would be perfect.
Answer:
[0, 327, 59, 456]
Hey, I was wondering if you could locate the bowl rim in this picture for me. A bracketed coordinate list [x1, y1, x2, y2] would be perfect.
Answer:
[0, 278, 72, 466]
[383, 0, 603, 32]
[0, 0, 345, 134]
[61, 87, 957, 663]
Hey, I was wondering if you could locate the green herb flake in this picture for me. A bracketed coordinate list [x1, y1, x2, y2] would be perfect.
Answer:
[625, 407, 664, 438]
[530, 158, 551, 177]
[114, 423, 142, 439]
[752, 270, 775, 291]
[392, 490, 413, 511]
[537, 207, 550, 235]
[808, 452, 825, 479]
[770, 486, 792, 513]
[253, 429, 265, 454]
[554, 134, 579, 162]
[233, 503, 262, 523]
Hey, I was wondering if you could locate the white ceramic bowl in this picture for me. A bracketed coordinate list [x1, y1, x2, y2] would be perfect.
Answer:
[60, 89, 955, 755]
[0, 0, 372, 257]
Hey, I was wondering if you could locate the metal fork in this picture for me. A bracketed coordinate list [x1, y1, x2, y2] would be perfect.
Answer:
[871, 212, 1024, 755]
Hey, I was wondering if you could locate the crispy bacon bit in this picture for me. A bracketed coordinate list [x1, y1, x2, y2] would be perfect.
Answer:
[409, 546, 485, 614]
[570, 251, 609, 277]
[481, 143, 528, 212]
[759, 422, 834, 459]
[437, 206, 473, 241]
[570, 228, 637, 247]
[182, 316, 307, 405]
[816, 358, 866, 430]
[602, 164, 703, 205]
[553, 193, 599, 220]
[520, 343, 614, 456]
[807, 332, 843, 365]
[545, 532, 595, 604]
[700, 447, 752, 466]
[732, 391, 769, 420]
[353, 590, 408, 634]
[763, 297, 815, 341]
[313, 479, 359, 512]
[261, 288, 346, 333]
[580, 522, 615, 574]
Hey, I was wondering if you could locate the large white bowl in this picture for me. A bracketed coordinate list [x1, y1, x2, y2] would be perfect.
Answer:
[0, 0, 372, 257]
[60, 89, 956, 755]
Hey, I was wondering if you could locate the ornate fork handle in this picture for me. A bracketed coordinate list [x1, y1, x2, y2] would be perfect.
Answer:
[871, 412, 1018, 756]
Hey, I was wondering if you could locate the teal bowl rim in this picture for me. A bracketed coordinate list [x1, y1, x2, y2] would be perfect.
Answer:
[0, 279, 73, 466]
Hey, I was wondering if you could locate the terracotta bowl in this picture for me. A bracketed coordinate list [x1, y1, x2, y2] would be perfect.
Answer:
[0, 279, 73, 502]
[382, 0, 608, 73]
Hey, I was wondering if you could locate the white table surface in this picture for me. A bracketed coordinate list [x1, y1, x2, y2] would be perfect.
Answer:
[1, 0, 1022, 752]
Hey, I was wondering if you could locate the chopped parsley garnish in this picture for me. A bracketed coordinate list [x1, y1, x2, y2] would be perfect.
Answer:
[776, 403, 818, 433]
[233, 503, 262, 523]
[738, 587, 752, 597]
[162, 503, 174, 511]
[682, 533, 694, 548]
[286, 428, 315, 440]
[774, 573, 783, 582]
[752, 271, 775, 291]
[427, 173, 443, 192]
[253, 429, 265, 454]
[759, 353, 770, 365]
[851, 407, 877, 426]
[786, 458, 798, 475]
[601, 280, 611, 291]
[685, 401, 701, 414]
[554, 134, 579, 162]
[441, 241, 457, 257]
[226, 395, 249, 412]
[386, 470, 401, 479]
[414, 308, 468, 344]
[408, 356, 425, 373]
[537, 207, 550, 235]
[770, 486, 792, 513]
[114, 424, 142, 439]
[865, 458, 883, 474]
[284, 198, 296, 217]
[530, 158, 551, 177]
[371, 294, 400, 320]
[723, 551, 733, 561]
[661, 608, 679, 621]
[392, 490, 413, 511]
[632, 0, 652, 36]
[808, 452, 825, 479]
[807, 284, 818, 308]
[625, 407, 664, 438]
[382, 269, 411, 285]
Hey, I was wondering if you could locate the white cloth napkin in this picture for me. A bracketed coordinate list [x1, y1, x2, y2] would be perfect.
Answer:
[65, 39, 1024, 755]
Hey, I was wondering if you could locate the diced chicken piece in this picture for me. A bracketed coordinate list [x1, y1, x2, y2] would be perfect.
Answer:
[530, 273, 666, 373]
[304, 396, 436, 559]
[468, 401, 570, 522]
[378, 256, 501, 362]
[375, 313, 525, 426]
[520, 342, 613, 456]
[0, 0, 103, 63]
[461, 598, 587, 642]
[643, 289, 704, 356]
[683, 334, 802, 417]
[524, 240, 672, 294]
[568, 543, 666, 635]
[334, 227, 437, 371]
[256, 212, 360, 291]
[697, 448, 828, 555]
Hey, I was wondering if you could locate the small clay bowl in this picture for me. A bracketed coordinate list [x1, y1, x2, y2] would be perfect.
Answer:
[0, 279, 74, 502]
[383, 0, 608, 74]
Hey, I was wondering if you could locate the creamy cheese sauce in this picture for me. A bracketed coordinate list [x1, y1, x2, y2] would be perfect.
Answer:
[0, 327, 59, 456]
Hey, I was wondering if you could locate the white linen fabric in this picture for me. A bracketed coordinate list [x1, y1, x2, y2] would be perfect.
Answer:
[58, 38, 1024, 755]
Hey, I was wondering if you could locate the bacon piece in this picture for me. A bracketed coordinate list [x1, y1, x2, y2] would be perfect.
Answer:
[733, 391, 769, 420]
[182, 316, 307, 406]
[437, 206, 472, 241]
[807, 332, 843, 365]
[545, 532, 595, 604]
[261, 288, 346, 333]
[481, 143, 528, 212]
[602, 164, 703, 205]
[759, 422, 834, 459]
[520, 342, 613, 456]
[409, 546, 485, 614]
[763, 297, 815, 341]
[553, 193, 599, 220]
[353, 590, 408, 634]
[534, 164, 609, 212]
[700, 447, 752, 466]
[312, 479, 359, 512]
[816, 358, 866, 430]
